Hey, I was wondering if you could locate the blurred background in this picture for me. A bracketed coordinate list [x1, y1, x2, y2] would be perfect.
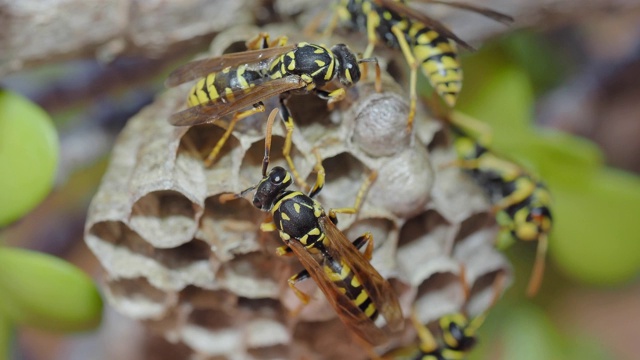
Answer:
[1, 0, 639, 359]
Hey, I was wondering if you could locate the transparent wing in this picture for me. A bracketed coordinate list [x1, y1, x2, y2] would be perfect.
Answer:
[410, 0, 514, 24]
[287, 239, 390, 346]
[168, 76, 305, 126]
[319, 216, 404, 333]
[165, 45, 296, 87]
[374, 0, 474, 50]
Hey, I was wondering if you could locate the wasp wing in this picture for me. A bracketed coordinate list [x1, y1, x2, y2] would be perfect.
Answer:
[409, 0, 514, 24]
[318, 216, 404, 333]
[286, 239, 390, 346]
[374, 0, 474, 50]
[168, 76, 305, 126]
[165, 45, 296, 87]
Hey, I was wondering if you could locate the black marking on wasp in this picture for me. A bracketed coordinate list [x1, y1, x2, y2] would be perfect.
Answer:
[222, 108, 403, 346]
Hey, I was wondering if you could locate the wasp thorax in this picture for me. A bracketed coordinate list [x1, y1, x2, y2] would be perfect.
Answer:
[332, 44, 361, 86]
[252, 167, 292, 211]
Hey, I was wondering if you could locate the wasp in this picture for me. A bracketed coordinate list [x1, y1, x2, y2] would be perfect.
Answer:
[223, 108, 404, 345]
[166, 33, 379, 188]
[382, 270, 506, 359]
[443, 111, 551, 297]
[324, 0, 513, 130]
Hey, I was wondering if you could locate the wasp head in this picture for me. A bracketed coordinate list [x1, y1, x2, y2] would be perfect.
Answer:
[252, 166, 292, 211]
[331, 44, 361, 87]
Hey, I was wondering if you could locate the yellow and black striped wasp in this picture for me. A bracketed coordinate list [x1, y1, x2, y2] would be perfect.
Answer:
[443, 111, 552, 296]
[381, 270, 506, 359]
[223, 108, 404, 345]
[166, 33, 379, 187]
[324, 0, 513, 130]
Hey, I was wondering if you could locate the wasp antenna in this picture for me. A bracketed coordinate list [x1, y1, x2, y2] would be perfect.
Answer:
[526, 234, 548, 297]
[262, 108, 279, 177]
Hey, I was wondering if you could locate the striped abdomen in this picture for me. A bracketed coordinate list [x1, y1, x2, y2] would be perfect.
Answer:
[406, 22, 462, 107]
[324, 256, 379, 321]
[187, 65, 264, 108]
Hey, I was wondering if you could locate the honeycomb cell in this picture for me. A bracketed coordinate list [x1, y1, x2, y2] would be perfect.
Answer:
[130, 190, 199, 248]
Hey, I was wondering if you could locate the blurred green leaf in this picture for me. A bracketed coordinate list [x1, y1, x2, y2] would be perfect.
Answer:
[0, 247, 102, 332]
[0, 90, 59, 226]
[500, 306, 560, 360]
[0, 312, 10, 360]
[552, 167, 640, 284]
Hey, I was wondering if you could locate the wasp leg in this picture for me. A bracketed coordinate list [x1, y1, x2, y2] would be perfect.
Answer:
[275, 244, 295, 257]
[278, 94, 310, 192]
[314, 88, 347, 110]
[449, 111, 494, 147]
[308, 148, 325, 199]
[490, 179, 536, 215]
[287, 269, 313, 304]
[351, 232, 374, 261]
[363, 8, 379, 59]
[410, 309, 439, 353]
[328, 169, 378, 219]
[390, 25, 418, 133]
[245, 33, 289, 51]
[358, 58, 382, 93]
[204, 104, 266, 167]
[527, 234, 547, 297]
[458, 263, 471, 301]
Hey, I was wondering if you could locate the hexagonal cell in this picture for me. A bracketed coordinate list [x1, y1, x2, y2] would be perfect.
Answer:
[179, 286, 238, 312]
[218, 251, 288, 299]
[182, 308, 242, 356]
[247, 344, 290, 360]
[286, 92, 339, 145]
[180, 123, 242, 168]
[318, 152, 372, 212]
[237, 297, 286, 321]
[198, 194, 265, 261]
[414, 272, 466, 324]
[293, 319, 368, 360]
[344, 217, 398, 275]
[105, 277, 174, 320]
[454, 212, 496, 247]
[466, 269, 508, 317]
[239, 133, 311, 189]
[130, 190, 199, 248]
[396, 210, 458, 285]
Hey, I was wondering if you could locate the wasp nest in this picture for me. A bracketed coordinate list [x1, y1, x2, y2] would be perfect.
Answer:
[85, 23, 512, 360]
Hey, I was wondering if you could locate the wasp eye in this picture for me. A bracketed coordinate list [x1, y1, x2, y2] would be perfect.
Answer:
[270, 167, 288, 185]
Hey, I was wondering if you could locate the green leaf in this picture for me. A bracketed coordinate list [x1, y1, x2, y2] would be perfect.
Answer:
[0, 90, 59, 226]
[551, 167, 640, 284]
[0, 247, 102, 332]
[499, 306, 560, 360]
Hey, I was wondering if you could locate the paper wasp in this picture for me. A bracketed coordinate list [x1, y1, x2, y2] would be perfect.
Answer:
[222, 108, 403, 345]
[443, 111, 552, 297]
[166, 33, 379, 188]
[324, 0, 513, 130]
[382, 270, 506, 359]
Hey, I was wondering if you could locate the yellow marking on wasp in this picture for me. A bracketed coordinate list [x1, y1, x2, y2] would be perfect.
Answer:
[237, 66, 249, 89]
[308, 228, 320, 236]
[224, 87, 235, 102]
[354, 291, 368, 306]
[314, 59, 326, 67]
[325, 263, 351, 282]
[281, 212, 291, 221]
[364, 303, 377, 318]
[351, 275, 361, 288]
[293, 203, 301, 213]
[288, 60, 296, 71]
